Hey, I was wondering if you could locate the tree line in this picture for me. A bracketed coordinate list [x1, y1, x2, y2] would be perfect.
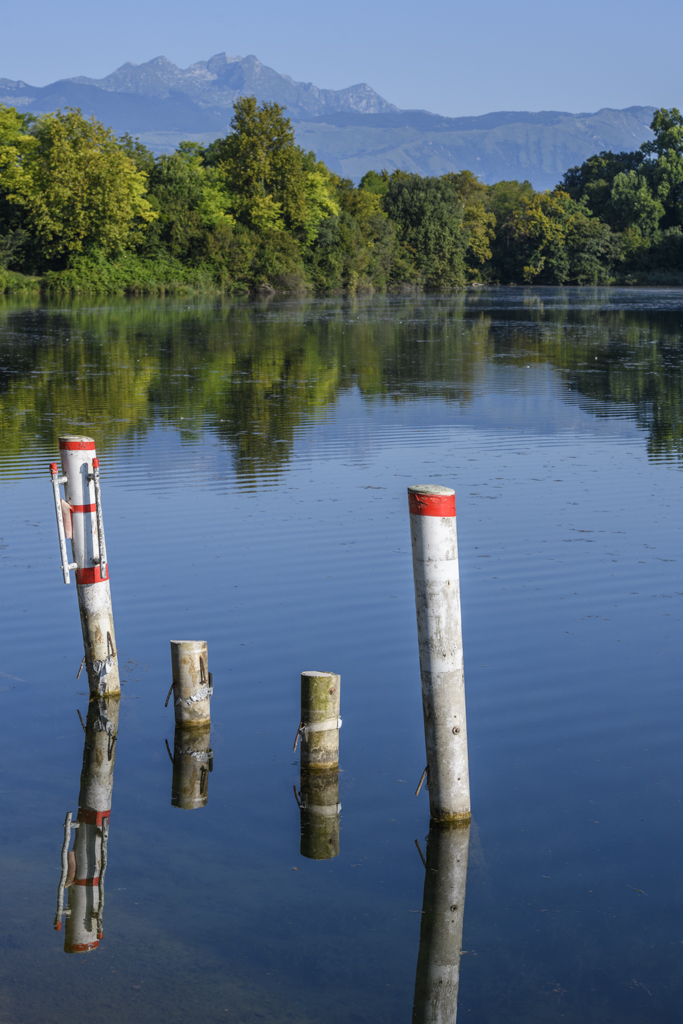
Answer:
[1, 99, 682, 295]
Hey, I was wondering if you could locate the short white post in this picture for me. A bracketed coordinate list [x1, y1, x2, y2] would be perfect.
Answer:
[170, 723, 213, 810]
[52, 435, 120, 697]
[412, 823, 471, 1023]
[295, 671, 341, 770]
[169, 641, 212, 726]
[408, 485, 470, 824]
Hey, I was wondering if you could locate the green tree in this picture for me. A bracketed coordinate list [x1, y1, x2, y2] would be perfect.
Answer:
[609, 169, 663, 236]
[117, 133, 155, 176]
[560, 150, 642, 223]
[484, 179, 535, 282]
[0, 106, 37, 267]
[7, 108, 156, 264]
[496, 189, 619, 285]
[382, 173, 468, 288]
[211, 96, 338, 243]
[443, 170, 497, 271]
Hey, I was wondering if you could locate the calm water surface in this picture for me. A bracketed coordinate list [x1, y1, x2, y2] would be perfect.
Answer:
[1, 287, 683, 1023]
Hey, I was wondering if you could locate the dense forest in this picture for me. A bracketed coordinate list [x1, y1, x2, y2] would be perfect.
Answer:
[1, 98, 682, 296]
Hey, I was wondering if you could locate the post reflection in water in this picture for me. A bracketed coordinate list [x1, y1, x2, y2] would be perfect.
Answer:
[296, 769, 341, 860]
[54, 696, 119, 954]
[168, 724, 213, 810]
[412, 823, 471, 1024]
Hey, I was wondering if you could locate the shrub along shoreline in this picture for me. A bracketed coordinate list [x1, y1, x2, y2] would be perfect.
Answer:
[2, 99, 683, 297]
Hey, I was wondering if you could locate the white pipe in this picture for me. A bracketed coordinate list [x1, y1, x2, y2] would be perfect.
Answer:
[54, 812, 73, 930]
[91, 458, 108, 577]
[408, 485, 470, 824]
[50, 463, 73, 584]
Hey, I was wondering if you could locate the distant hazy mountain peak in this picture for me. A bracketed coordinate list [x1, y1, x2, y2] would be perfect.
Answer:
[63, 52, 397, 117]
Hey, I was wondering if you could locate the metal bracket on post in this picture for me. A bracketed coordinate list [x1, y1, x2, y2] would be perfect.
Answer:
[89, 458, 108, 579]
[96, 816, 108, 937]
[54, 811, 80, 930]
[49, 463, 77, 585]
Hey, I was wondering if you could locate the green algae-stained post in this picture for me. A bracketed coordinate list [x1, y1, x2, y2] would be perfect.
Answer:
[408, 485, 471, 825]
[298, 671, 341, 769]
[299, 769, 341, 860]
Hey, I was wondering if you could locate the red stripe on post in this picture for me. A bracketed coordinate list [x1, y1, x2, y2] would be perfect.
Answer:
[65, 941, 100, 953]
[408, 492, 456, 517]
[73, 877, 100, 887]
[70, 504, 96, 513]
[59, 439, 96, 450]
[76, 565, 109, 585]
[78, 808, 111, 826]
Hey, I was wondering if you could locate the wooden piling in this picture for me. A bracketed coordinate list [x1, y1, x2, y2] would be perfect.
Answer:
[297, 671, 341, 770]
[170, 641, 211, 726]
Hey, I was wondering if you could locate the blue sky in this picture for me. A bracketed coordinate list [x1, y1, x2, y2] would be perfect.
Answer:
[2, 0, 679, 116]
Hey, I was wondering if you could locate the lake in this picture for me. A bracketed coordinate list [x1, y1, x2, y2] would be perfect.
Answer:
[0, 287, 682, 1023]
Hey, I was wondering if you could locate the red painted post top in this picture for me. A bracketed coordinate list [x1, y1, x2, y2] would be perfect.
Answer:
[92, 457, 99, 468]
[50, 462, 58, 473]
[408, 485, 456, 517]
[59, 437, 96, 451]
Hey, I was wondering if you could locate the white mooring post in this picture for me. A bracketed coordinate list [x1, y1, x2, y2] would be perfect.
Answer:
[294, 671, 341, 770]
[49, 436, 120, 697]
[412, 823, 471, 1023]
[408, 485, 470, 824]
[169, 641, 212, 727]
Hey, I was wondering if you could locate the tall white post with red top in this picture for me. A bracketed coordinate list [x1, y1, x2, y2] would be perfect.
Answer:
[408, 485, 470, 824]
[49, 435, 120, 697]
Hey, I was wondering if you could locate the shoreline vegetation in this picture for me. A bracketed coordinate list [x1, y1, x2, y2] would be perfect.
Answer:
[2, 99, 683, 297]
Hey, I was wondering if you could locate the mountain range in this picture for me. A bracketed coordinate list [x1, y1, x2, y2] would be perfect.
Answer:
[0, 53, 657, 189]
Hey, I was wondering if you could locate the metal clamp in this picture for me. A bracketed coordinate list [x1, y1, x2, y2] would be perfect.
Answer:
[293, 717, 342, 752]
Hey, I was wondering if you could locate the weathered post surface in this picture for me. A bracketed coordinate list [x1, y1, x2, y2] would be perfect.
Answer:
[412, 823, 471, 1024]
[51, 435, 119, 697]
[408, 484, 470, 824]
[55, 696, 119, 952]
[171, 723, 213, 809]
[296, 671, 341, 770]
[298, 769, 340, 859]
[170, 641, 212, 726]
